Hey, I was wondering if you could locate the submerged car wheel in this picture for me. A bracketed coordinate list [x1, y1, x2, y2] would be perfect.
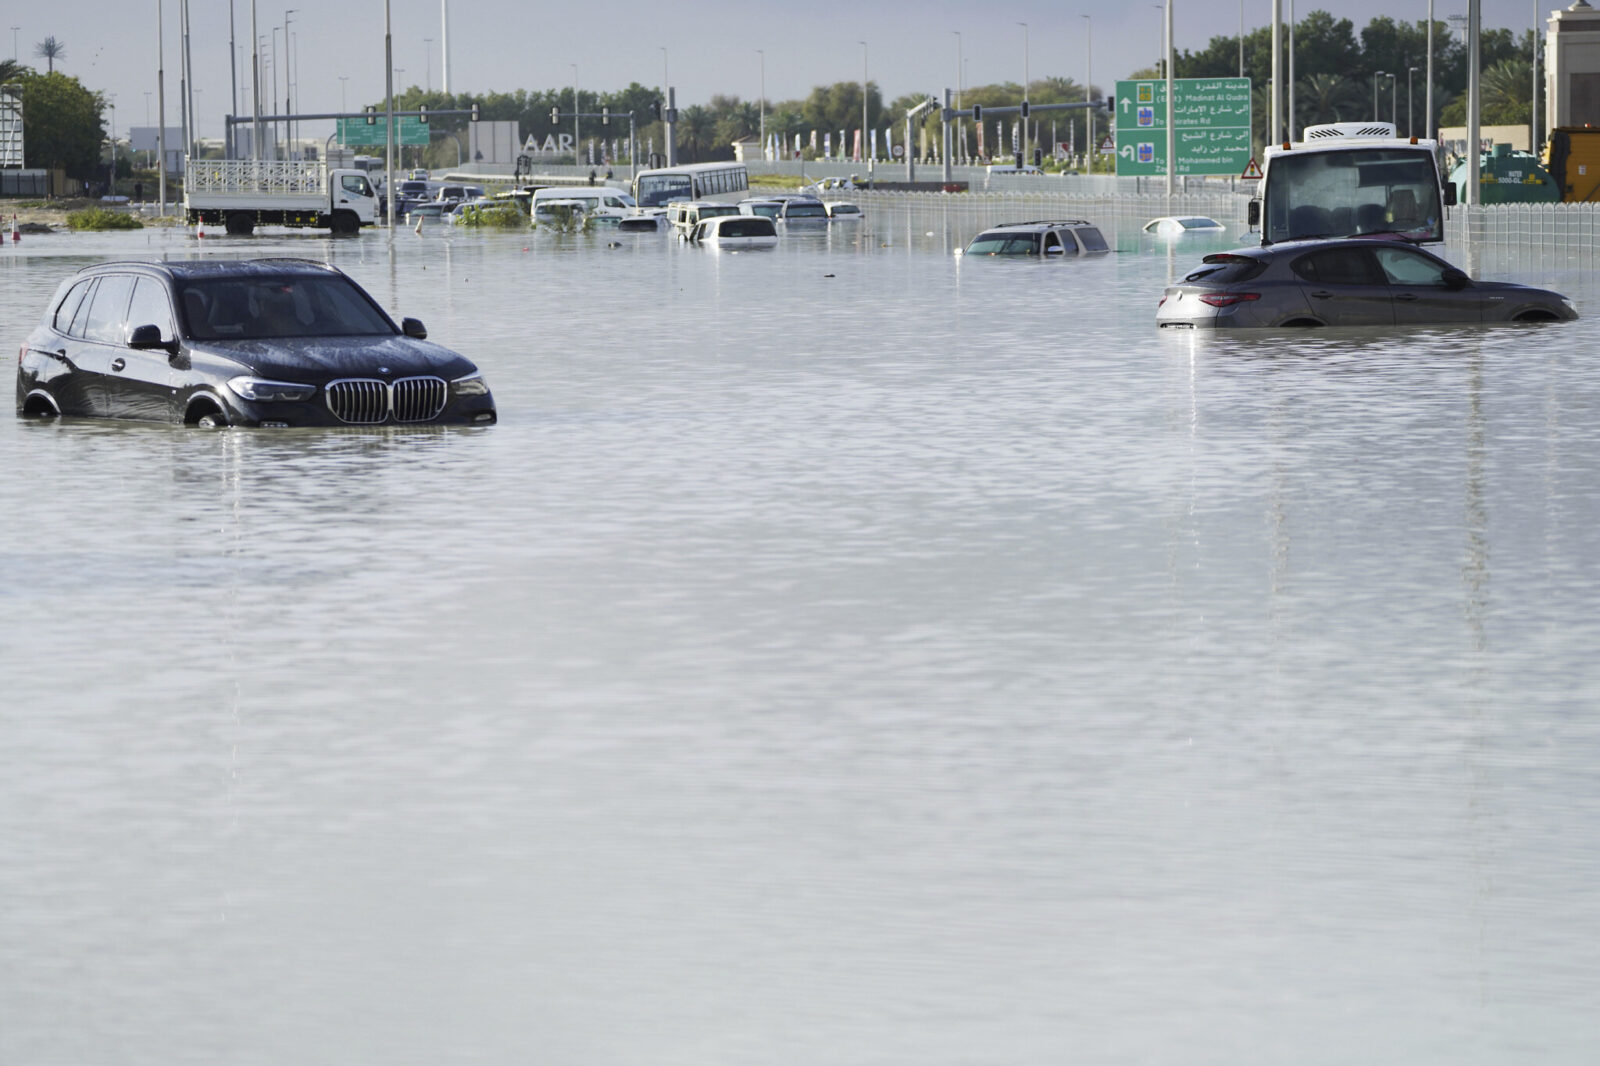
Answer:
[194, 410, 229, 429]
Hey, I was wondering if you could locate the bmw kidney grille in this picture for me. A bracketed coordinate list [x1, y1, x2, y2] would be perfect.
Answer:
[325, 377, 448, 424]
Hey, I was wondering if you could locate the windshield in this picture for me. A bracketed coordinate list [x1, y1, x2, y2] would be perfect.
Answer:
[179, 276, 395, 340]
[1263, 146, 1444, 244]
[636, 175, 694, 208]
[966, 232, 1040, 255]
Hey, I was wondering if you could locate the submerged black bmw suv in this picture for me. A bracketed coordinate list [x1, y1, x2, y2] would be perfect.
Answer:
[17, 258, 496, 428]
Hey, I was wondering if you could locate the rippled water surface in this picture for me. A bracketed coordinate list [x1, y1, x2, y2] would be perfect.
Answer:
[2, 205, 1598, 1065]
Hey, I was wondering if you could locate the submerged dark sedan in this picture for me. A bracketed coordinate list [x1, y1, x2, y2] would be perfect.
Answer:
[17, 259, 496, 427]
[1157, 238, 1577, 328]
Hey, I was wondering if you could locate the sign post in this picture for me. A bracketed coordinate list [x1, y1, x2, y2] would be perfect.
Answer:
[1113, 77, 1251, 178]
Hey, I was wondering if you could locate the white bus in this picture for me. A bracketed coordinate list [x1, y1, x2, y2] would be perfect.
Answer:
[631, 161, 750, 209]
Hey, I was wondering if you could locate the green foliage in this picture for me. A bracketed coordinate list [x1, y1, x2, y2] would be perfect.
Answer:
[17, 71, 104, 180]
[535, 203, 587, 232]
[455, 201, 525, 228]
[65, 206, 142, 230]
[1440, 57, 1534, 126]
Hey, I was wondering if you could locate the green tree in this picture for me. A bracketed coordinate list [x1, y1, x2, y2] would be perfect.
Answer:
[678, 104, 716, 162]
[1439, 57, 1533, 126]
[18, 71, 103, 179]
[0, 59, 31, 82]
[33, 36, 65, 74]
[1296, 71, 1365, 129]
[801, 80, 881, 136]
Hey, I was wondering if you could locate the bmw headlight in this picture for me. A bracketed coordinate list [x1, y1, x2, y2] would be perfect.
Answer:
[227, 377, 317, 402]
[450, 372, 490, 396]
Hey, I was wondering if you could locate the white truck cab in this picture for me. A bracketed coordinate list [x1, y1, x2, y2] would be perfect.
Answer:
[1249, 123, 1456, 245]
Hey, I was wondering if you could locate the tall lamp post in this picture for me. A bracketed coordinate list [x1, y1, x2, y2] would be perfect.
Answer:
[1408, 66, 1419, 137]
[283, 10, 295, 158]
[1083, 14, 1093, 172]
[424, 38, 432, 91]
[1386, 71, 1396, 127]
[757, 49, 765, 161]
[1373, 70, 1384, 121]
[951, 31, 963, 163]
[1018, 21, 1029, 163]
[858, 40, 868, 170]
[570, 63, 579, 166]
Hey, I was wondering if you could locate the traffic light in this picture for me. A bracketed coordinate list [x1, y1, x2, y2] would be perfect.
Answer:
[652, 99, 662, 120]
[365, 105, 376, 126]
[1033, 147, 1042, 167]
[601, 106, 610, 126]
[418, 104, 428, 124]
[470, 102, 480, 122]
[550, 107, 561, 125]
[1020, 100, 1030, 119]
[972, 104, 982, 122]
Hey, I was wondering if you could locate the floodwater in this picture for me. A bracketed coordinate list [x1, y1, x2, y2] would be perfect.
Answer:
[2, 204, 1598, 1065]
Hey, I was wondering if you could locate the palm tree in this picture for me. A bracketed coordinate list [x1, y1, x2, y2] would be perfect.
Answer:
[678, 104, 715, 162]
[0, 59, 30, 82]
[33, 36, 65, 74]
[1296, 72, 1365, 129]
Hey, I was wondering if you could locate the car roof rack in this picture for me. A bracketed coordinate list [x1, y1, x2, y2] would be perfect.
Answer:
[993, 219, 1094, 229]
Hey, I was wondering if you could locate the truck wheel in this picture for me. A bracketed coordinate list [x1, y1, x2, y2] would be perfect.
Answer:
[225, 212, 254, 236]
[330, 211, 359, 235]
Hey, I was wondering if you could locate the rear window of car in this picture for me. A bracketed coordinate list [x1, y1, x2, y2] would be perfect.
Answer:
[785, 203, 827, 218]
[719, 218, 774, 238]
[1184, 255, 1268, 283]
[1074, 227, 1109, 252]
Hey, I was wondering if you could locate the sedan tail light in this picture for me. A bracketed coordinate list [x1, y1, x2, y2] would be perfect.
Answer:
[1198, 292, 1261, 308]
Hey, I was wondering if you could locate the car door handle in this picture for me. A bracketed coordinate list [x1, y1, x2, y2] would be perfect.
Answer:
[1309, 290, 1333, 299]
[110, 358, 126, 372]
[1395, 293, 1419, 302]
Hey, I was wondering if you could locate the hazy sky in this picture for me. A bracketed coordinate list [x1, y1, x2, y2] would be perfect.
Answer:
[10, 1, 1548, 138]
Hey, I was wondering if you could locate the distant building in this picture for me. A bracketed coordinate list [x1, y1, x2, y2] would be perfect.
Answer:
[730, 137, 764, 163]
[1547, 0, 1600, 131]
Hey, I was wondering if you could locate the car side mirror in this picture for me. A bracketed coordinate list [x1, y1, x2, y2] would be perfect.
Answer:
[1247, 200, 1261, 227]
[1442, 183, 1458, 207]
[127, 323, 177, 353]
[1442, 268, 1469, 290]
[401, 317, 427, 339]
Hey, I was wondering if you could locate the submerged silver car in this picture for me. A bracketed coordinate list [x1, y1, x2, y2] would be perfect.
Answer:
[1157, 238, 1578, 328]
[962, 219, 1109, 256]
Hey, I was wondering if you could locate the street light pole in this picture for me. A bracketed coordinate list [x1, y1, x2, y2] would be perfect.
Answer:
[424, 37, 432, 92]
[283, 10, 296, 159]
[757, 49, 765, 160]
[1083, 15, 1092, 172]
[858, 40, 868, 171]
[1387, 71, 1396, 127]
[952, 30, 962, 163]
[570, 63, 579, 166]
[1018, 21, 1029, 163]
[1408, 66, 1419, 137]
[1374, 70, 1384, 121]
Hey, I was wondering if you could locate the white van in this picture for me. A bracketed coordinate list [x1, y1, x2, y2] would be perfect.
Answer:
[686, 214, 778, 248]
[665, 199, 742, 235]
[528, 186, 637, 221]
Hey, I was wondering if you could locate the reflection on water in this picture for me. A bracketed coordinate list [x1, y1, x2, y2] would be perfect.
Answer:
[2, 209, 1599, 1065]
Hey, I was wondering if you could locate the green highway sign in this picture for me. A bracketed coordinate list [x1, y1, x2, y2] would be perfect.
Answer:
[1113, 78, 1252, 177]
[337, 116, 431, 147]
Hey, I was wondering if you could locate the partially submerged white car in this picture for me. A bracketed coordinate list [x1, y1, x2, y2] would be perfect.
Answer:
[1143, 215, 1226, 236]
[686, 214, 779, 248]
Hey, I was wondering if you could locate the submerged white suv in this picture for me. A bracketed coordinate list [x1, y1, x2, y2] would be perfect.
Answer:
[961, 219, 1110, 256]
